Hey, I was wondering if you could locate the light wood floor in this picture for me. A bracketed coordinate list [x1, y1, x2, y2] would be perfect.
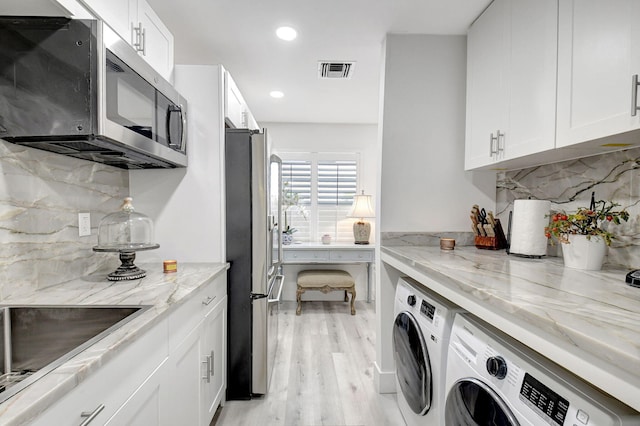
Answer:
[213, 300, 405, 426]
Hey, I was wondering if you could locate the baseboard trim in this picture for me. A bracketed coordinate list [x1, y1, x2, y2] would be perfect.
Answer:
[374, 362, 396, 394]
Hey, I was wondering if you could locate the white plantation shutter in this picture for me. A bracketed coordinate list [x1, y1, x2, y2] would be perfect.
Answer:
[317, 160, 357, 241]
[281, 154, 359, 242]
[282, 160, 311, 240]
[317, 161, 357, 205]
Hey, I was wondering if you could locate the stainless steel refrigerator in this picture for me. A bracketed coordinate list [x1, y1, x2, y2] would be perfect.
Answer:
[225, 128, 283, 399]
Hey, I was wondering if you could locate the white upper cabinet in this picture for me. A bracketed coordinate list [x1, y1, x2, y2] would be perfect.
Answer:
[465, 0, 507, 169]
[224, 71, 259, 130]
[82, 0, 174, 82]
[465, 0, 557, 170]
[556, 0, 640, 147]
[136, 0, 174, 81]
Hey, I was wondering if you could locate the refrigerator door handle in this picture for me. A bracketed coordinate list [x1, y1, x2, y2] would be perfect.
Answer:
[250, 292, 268, 300]
[268, 274, 285, 303]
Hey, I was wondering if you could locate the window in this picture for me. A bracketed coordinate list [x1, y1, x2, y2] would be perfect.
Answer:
[281, 153, 359, 242]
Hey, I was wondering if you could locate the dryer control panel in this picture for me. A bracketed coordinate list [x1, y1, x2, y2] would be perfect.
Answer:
[420, 299, 436, 321]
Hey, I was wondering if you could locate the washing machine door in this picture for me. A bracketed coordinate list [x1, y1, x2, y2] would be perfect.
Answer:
[393, 311, 432, 415]
[445, 378, 519, 426]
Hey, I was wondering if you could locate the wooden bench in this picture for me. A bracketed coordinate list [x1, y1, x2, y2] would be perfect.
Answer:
[296, 270, 356, 315]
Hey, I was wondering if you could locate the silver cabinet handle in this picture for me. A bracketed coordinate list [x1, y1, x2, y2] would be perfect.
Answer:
[632, 74, 640, 116]
[496, 130, 505, 153]
[79, 404, 105, 426]
[489, 132, 499, 156]
[202, 356, 211, 383]
[132, 22, 145, 54]
[209, 350, 214, 376]
[202, 296, 216, 306]
[140, 26, 146, 56]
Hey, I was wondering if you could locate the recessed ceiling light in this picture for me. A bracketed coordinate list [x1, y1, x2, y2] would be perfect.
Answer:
[270, 90, 284, 99]
[276, 26, 297, 41]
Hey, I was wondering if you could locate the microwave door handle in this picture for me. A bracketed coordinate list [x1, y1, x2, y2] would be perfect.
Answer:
[167, 104, 186, 151]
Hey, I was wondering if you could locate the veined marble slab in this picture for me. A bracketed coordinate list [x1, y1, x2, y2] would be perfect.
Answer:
[381, 245, 640, 412]
[0, 140, 129, 297]
[0, 262, 228, 425]
[381, 231, 475, 247]
[497, 147, 640, 269]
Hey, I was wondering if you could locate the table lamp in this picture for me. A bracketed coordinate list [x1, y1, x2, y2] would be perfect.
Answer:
[348, 190, 375, 245]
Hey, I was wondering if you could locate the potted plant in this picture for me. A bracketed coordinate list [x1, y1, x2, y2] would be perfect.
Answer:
[545, 197, 629, 270]
[282, 182, 307, 245]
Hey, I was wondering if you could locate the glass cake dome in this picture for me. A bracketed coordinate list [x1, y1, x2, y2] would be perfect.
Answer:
[94, 197, 159, 281]
[96, 197, 157, 250]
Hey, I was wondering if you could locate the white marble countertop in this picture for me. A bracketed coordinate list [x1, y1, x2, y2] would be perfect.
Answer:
[381, 245, 640, 412]
[0, 262, 228, 425]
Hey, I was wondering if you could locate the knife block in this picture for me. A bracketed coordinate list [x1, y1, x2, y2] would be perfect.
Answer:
[475, 219, 507, 250]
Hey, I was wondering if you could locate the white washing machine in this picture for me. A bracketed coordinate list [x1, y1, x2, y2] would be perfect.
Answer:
[393, 277, 464, 426]
[444, 313, 640, 425]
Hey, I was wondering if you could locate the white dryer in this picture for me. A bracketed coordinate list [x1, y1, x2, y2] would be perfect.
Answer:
[444, 313, 640, 425]
[393, 277, 464, 426]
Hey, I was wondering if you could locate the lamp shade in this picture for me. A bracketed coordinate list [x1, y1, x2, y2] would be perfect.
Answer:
[348, 191, 375, 219]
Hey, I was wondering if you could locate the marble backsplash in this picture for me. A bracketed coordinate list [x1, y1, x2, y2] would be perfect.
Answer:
[0, 140, 128, 297]
[497, 147, 640, 269]
[381, 231, 475, 247]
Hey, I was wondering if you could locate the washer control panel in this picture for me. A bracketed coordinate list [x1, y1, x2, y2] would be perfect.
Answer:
[520, 372, 569, 425]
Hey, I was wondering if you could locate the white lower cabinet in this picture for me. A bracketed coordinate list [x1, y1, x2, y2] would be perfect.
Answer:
[105, 359, 168, 425]
[32, 271, 227, 426]
[31, 318, 169, 426]
[201, 298, 227, 422]
[166, 272, 227, 426]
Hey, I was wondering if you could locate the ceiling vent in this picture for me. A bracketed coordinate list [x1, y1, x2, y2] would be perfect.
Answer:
[318, 61, 355, 79]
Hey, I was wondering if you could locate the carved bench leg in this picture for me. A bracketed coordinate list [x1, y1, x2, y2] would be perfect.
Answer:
[344, 290, 348, 302]
[296, 286, 304, 315]
[349, 288, 356, 315]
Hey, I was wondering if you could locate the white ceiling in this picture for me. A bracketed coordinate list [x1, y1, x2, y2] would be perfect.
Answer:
[146, 0, 491, 124]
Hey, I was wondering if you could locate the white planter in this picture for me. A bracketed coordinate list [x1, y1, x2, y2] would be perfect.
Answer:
[282, 233, 293, 245]
[561, 234, 607, 270]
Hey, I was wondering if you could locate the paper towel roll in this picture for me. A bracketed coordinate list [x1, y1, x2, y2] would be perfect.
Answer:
[510, 199, 550, 256]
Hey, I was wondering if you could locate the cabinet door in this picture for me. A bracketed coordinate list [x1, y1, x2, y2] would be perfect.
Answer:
[105, 360, 168, 426]
[137, 0, 174, 82]
[464, 0, 508, 170]
[82, 0, 135, 42]
[225, 72, 246, 128]
[201, 297, 227, 424]
[557, 0, 640, 147]
[165, 322, 204, 426]
[505, 0, 557, 159]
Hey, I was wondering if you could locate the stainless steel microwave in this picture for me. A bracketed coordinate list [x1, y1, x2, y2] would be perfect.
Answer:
[0, 16, 187, 169]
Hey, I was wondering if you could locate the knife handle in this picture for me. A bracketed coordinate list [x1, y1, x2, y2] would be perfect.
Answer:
[484, 224, 495, 237]
[477, 223, 486, 236]
[487, 211, 496, 227]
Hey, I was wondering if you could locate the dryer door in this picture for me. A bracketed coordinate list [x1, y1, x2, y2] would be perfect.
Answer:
[445, 378, 520, 425]
[393, 311, 432, 415]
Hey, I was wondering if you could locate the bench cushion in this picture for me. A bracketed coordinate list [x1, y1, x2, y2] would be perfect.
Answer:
[297, 270, 354, 288]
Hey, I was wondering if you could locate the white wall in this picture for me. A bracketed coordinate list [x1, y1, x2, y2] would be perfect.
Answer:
[374, 34, 496, 393]
[130, 64, 226, 264]
[378, 34, 496, 233]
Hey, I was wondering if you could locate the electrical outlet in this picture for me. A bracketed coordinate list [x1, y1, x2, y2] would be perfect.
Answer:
[78, 212, 91, 237]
